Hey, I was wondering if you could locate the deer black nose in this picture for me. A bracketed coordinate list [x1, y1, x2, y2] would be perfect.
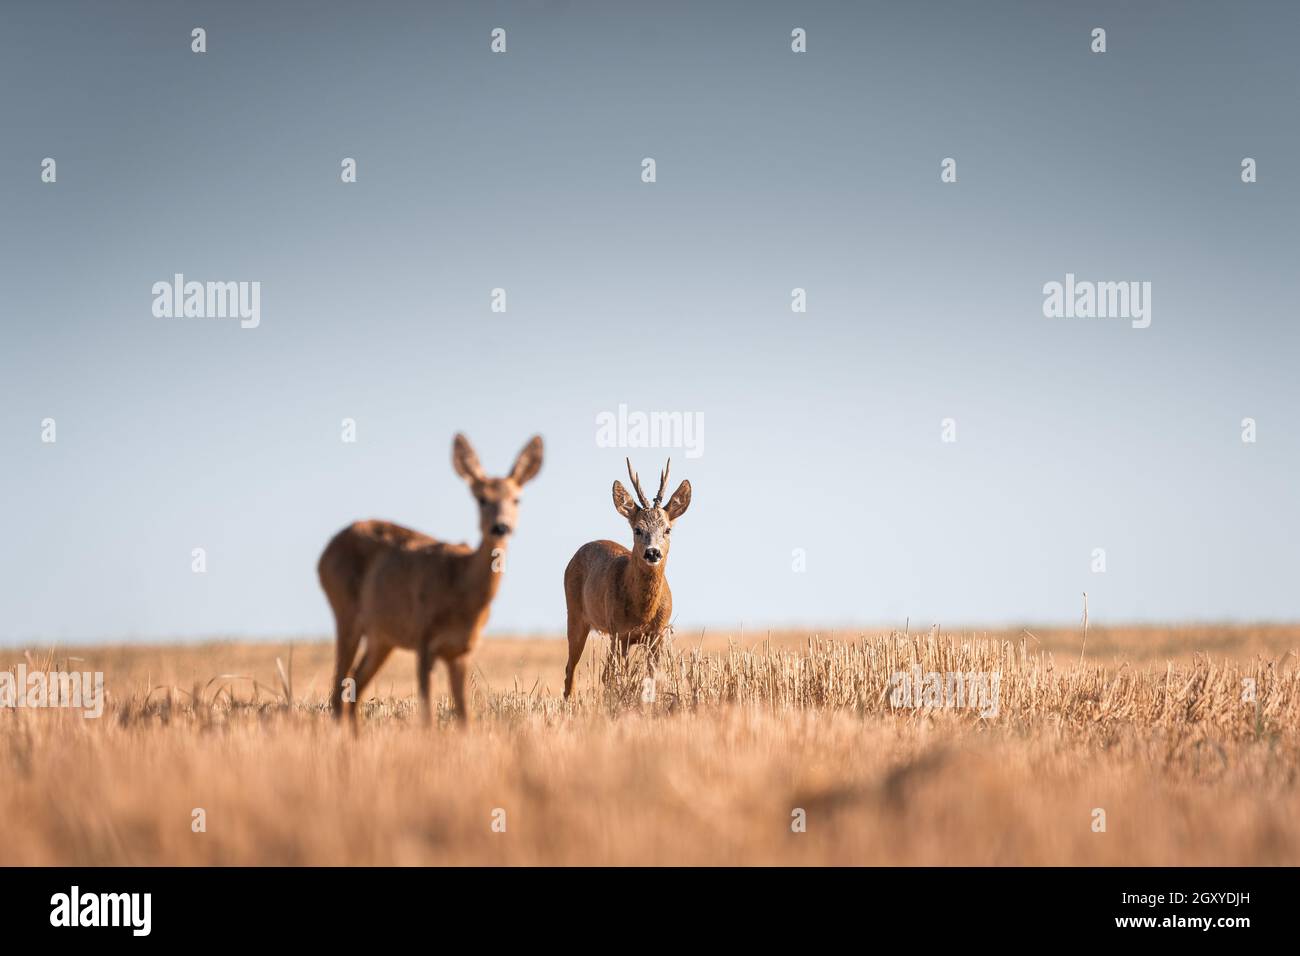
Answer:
[643, 548, 662, 563]
[491, 523, 512, 537]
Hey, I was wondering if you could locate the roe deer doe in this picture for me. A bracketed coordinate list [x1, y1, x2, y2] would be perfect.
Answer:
[317, 433, 543, 724]
[563, 458, 691, 698]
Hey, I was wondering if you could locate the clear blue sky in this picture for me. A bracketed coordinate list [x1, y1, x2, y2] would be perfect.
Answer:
[2, 1, 1298, 643]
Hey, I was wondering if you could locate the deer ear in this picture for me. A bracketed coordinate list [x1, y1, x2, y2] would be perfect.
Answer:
[612, 481, 639, 519]
[664, 480, 691, 520]
[452, 433, 485, 483]
[509, 435, 544, 486]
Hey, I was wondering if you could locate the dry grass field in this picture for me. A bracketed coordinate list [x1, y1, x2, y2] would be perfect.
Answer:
[2, 623, 1299, 866]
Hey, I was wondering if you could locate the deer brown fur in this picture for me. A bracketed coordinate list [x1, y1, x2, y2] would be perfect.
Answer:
[318, 434, 543, 724]
[563, 458, 691, 698]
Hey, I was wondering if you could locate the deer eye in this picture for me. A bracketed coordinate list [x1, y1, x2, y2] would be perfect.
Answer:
[665, 528, 671, 535]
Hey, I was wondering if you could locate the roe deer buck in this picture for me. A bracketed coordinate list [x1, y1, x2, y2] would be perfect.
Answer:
[563, 458, 691, 698]
[317, 433, 543, 724]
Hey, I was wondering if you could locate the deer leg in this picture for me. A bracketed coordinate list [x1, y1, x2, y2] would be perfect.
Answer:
[617, 633, 633, 666]
[329, 616, 362, 719]
[416, 641, 433, 726]
[564, 616, 590, 699]
[347, 640, 394, 726]
[603, 633, 633, 689]
[645, 633, 662, 679]
[446, 654, 471, 724]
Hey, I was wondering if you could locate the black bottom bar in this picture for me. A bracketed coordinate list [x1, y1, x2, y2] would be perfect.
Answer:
[0, 866, 1283, 942]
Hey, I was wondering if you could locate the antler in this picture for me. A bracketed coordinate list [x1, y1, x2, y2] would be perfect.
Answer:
[654, 459, 671, 508]
[625, 458, 651, 510]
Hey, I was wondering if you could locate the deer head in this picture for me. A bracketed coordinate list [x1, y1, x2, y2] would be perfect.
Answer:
[612, 457, 691, 568]
[452, 433, 544, 542]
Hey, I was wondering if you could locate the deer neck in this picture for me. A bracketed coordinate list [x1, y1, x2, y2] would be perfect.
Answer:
[622, 557, 668, 620]
[457, 537, 505, 609]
